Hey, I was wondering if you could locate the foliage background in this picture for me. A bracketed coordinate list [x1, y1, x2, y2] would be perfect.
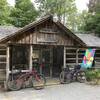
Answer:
[0, 0, 100, 36]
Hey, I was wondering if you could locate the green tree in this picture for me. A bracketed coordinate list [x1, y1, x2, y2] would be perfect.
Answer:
[35, 0, 77, 31]
[36, 0, 66, 21]
[84, 13, 100, 36]
[10, 0, 39, 27]
[75, 10, 89, 32]
[0, 0, 11, 25]
[88, 0, 100, 13]
[83, 0, 100, 36]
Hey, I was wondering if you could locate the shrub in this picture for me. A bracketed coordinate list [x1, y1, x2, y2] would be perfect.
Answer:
[85, 69, 100, 82]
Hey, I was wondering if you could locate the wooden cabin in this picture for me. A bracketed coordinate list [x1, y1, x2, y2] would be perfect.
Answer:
[0, 15, 100, 86]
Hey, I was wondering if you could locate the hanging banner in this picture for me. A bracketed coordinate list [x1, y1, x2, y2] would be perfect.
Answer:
[81, 48, 96, 68]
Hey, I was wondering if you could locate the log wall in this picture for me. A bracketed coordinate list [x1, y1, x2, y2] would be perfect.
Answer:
[0, 45, 6, 82]
[65, 47, 100, 69]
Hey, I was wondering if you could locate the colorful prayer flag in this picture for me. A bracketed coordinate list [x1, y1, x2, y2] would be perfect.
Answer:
[81, 49, 96, 68]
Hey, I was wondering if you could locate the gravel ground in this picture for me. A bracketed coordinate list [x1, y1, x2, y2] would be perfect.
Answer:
[0, 82, 100, 100]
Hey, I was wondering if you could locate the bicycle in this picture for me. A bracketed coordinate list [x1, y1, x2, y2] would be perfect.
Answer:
[59, 65, 86, 84]
[7, 65, 46, 91]
[59, 66, 70, 84]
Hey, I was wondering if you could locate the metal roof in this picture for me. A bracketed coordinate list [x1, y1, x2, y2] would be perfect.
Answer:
[76, 34, 100, 47]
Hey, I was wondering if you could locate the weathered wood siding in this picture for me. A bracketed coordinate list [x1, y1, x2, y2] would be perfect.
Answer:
[8, 20, 78, 46]
[95, 49, 100, 68]
[0, 45, 6, 81]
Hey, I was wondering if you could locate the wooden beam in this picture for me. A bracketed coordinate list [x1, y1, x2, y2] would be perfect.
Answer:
[5, 46, 10, 90]
[50, 48, 53, 78]
[66, 58, 82, 60]
[40, 49, 42, 75]
[29, 45, 33, 70]
[39, 30, 59, 34]
[63, 46, 66, 68]
[66, 63, 81, 66]
[76, 49, 79, 65]
[6, 46, 10, 82]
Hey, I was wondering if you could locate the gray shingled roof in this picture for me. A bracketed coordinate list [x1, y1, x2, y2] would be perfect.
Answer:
[0, 26, 20, 40]
[76, 34, 100, 47]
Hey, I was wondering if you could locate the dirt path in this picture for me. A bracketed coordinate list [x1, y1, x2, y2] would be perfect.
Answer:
[0, 83, 100, 100]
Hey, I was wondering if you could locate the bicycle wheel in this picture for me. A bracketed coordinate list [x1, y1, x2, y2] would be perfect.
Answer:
[60, 71, 71, 84]
[77, 71, 86, 83]
[32, 74, 46, 90]
[7, 77, 22, 91]
[66, 73, 72, 84]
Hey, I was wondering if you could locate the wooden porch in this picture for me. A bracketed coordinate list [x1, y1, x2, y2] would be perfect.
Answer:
[4, 44, 64, 82]
[0, 43, 100, 84]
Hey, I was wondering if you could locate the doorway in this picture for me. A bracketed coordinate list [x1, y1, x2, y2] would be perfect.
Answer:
[40, 46, 63, 78]
[53, 46, 63, 77]
[41, 48, 53, 77]
[32, 47, 53, 77]
[32, 46, 63, 78]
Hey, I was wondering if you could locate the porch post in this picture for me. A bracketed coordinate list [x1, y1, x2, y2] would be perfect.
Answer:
[63, 46, 66, 68]
[6, 46, 10, 82]
[29, 45, 33, 70]
[76, 48, 79, 65]
[50, 48, 53, 78]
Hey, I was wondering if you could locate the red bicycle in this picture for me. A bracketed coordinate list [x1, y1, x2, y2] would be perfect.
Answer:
[7, 65, 46, 91]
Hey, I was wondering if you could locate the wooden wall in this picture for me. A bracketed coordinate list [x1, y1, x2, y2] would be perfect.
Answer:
[95, 49, 100, 68]
[0, 45, 6, 82]
[65, 47, 81, 69]
[8, 20, 78, 46]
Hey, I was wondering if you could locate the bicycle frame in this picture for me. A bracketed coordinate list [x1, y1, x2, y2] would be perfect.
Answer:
[12, 68, 41, 85]
[7, 65, 46, 91]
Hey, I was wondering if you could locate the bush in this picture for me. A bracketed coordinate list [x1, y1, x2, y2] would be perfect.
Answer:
[85, 69, 100, 82]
